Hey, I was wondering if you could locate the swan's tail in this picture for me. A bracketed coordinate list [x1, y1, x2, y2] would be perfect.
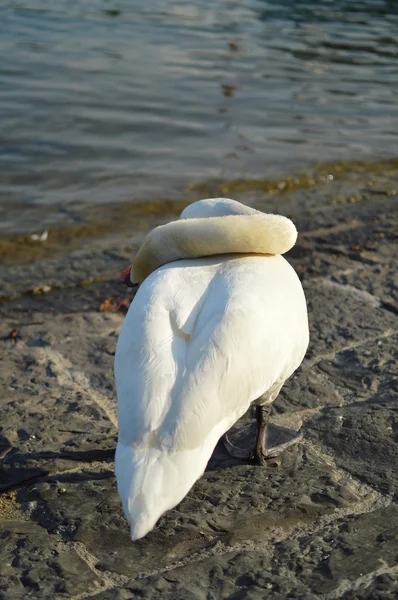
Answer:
[115, 441, 206, 540]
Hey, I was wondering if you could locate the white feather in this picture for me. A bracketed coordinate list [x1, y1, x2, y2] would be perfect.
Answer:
[114, 198, 309, 540]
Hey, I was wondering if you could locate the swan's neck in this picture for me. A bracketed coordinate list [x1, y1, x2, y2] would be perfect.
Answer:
[132, 213, 297, 283]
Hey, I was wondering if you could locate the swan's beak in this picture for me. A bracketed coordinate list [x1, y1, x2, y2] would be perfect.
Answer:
[120, 264, 137, 288]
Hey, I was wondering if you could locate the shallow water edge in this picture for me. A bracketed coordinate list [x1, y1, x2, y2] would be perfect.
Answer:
[2, 157, 398, 268]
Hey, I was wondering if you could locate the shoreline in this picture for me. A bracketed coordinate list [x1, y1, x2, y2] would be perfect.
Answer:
[2, 156, 398, 266]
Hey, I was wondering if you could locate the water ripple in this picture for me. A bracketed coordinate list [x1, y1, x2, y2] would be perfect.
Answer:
[1, 0, 398, 232]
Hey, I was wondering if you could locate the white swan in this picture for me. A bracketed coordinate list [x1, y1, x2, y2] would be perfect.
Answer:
[114, 198, 309, 541]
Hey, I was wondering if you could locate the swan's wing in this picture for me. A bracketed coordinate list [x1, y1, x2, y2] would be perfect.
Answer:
[115, 263, 214, 446]
[158, 277, 292, 452]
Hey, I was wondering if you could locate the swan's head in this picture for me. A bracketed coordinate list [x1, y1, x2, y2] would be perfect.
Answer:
[121, 197, 297, 285]
[120, 226, 171, 285]
[120, 264, 139, 289]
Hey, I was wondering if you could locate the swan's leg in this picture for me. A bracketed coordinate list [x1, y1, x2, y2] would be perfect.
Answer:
[252, 405, 271, 463]
[252, 405, 302, 465]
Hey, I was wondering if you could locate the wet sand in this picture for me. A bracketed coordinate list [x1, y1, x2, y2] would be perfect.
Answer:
[0, 161, 397, 599]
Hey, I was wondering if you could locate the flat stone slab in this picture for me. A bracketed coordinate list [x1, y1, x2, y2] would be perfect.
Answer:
[0, 520, 103, 599]
[306, 400, 398, 499]
[93, 506, 398, 600]
[0, 312, 119, 493]
[22, 442, 376, 577]
[303, 278, 397, 361]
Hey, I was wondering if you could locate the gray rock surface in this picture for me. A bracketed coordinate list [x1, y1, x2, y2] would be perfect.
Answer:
[0, 165, 397, 598]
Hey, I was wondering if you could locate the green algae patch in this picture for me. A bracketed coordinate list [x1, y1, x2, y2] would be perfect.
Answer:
[0, 225, 116, 265]
[315, 157, 398, 178]
[186, 173, 321, 196]
[0, 198, 189, 266]
[186, 157, 398, 196]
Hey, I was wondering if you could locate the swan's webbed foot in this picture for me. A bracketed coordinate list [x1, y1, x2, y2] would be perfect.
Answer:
[223, 405, 302, 465]
[223, 433, 252, 460]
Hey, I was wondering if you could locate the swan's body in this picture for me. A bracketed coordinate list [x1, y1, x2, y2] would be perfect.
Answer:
[115, 198, 309, 540]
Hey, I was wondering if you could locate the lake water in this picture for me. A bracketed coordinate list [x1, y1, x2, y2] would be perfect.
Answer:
[1, 0, 398, 233]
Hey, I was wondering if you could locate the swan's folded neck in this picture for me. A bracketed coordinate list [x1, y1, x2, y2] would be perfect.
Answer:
[132, 213, 297, 283]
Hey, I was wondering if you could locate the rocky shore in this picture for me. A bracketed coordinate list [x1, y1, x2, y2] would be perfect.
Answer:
[0, 162, 397, 599]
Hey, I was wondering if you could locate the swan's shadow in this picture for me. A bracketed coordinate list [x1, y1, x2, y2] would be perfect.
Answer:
[0, 411, 257, 492]
[0, 444, 116, 492]
[207, 409, 257, 471]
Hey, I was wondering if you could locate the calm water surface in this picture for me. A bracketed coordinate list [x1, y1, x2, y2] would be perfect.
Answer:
[1, 0, 398, 233]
